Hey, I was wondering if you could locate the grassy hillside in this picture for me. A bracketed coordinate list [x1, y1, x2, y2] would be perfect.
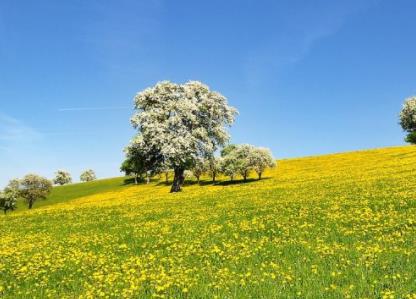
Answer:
[15, 176, 128, 211]
[1, 146, 416, 298]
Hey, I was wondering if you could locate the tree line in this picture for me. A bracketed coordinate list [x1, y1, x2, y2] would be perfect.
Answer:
[121, 143, 275, 185]
[0, 169, 96, 213]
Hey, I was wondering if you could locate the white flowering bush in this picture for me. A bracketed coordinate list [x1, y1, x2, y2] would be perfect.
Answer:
[131, 81, 238, 192]
[80, 170, 96, 182]
[400, 97, 416, 144]
[53, 170, 72, 186]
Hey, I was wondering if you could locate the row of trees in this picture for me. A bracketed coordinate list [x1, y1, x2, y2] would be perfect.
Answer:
[53, 169, 96, 185]
[0, 169, 97, 213]
[121, 144, 275, 184]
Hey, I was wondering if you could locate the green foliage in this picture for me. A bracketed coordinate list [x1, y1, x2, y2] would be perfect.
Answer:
[405, 131, 416, 144]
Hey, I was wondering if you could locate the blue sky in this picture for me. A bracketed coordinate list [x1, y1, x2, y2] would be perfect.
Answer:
[1, 0, 415, 187]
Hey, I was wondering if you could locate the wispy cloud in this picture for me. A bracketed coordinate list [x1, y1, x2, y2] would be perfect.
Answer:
[0, 113, 42, 143]
[58, 106, 130, 112]
[243, 0, 380, 87]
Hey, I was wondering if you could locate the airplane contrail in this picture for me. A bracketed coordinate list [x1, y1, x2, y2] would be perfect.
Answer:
[58, 106, 130, 112]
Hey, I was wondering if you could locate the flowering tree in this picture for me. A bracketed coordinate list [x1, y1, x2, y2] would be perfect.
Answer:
[400, 97, 416, 144]
[192, 158, 206, 183]
[0, 179, 20, 214]
[219, 154, 240, 181]
[19, 174, 52, 209]
[80, 169, 96, 182]
[220, 144, 276, 181]
[221, 144, 254, 181]
[250, 148, 276, 179]
[53, 170, 72, 185]
[204, 157, 221, 183]
[131, 81, 237, 192]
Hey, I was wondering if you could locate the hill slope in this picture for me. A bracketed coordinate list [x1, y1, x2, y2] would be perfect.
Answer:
[1, 146, 416, 298]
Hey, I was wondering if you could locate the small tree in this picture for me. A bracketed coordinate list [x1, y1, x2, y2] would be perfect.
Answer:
[19, 174, 52, 209]
[220, 154, 240, 181]
[235, 144, 256, 181]
[80, 169, 96, 182]
[400, 96, 416, 144]
[53, 170, 72, 185]
[192, 159, 206, 183]
[221, 144, 255, 181]
[0, 179, 20, 214]
[121, 142, 161, 184]
[204, 157, 221, 183]
[250, 148, 276, 179]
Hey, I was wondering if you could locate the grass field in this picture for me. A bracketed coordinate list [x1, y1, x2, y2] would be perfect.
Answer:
[1, 146, 416, 298]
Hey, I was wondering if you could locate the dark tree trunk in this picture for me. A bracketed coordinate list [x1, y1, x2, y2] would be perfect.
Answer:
[165, 172, 169, 183]
[170, 168, 185, 192]
[196, 175, 200, 183]
[212, 172, 216, 183]
[243, 171, 247, 182]
[258, 172, 262, 180]
[28, 199, 34, 209]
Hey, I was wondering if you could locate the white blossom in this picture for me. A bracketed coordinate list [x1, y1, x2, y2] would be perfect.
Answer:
[130, 81, 238, 192]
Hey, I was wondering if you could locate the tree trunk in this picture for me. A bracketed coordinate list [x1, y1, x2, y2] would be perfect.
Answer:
[134, 174, 138, 185]
[146, 174, 150, 184]
[196, 175, 200, 183]
[258, 172, 262, 180]
[212, 172, 216, 183]
[28, 199, 34, 209]
[170, 168, 185, 192]
[165, 172, 169, 183]
[243, 171, 247, 182]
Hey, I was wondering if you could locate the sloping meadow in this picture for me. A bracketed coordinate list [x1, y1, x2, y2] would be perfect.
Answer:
[1, 146, 416, 298]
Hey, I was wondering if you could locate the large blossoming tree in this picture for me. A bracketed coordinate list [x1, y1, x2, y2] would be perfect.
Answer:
[131, 81, 238, 192]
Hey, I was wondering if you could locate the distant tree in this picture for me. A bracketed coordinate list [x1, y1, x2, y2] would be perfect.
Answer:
[53, 170, 72, 185]
[220, 144, 238, 157]
[121, 142, 161, 184]
[19, 174, 52, 209]
[235, 144, 256, 181]
[400, 96, 416, 144]
[120, 158, 143, 184]
[250, 148, 276, 179]
[0, 179, 20, 214]
[192, 158, 206, 183]
[204, 157, 221, 183]
[80, 169, 96, 182]
[220, 153, 240, 181]
[131, 81, 237, 192]
[221, 144, 255, 181]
